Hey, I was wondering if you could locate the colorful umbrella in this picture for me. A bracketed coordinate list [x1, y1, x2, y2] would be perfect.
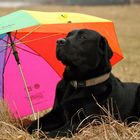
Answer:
[0, 10, 123, 119]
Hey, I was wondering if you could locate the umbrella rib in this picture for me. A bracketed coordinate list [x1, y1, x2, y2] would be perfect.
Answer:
[15, 33, 61, 44]
[0, 48, 7, 53]
[0, 33, 62, 57]
[4, 47, 12, 67]
[15, 45, 40, 56]
[15, 25, 41, 43]
[0, 44, 11, 47]
[0, 26, 43, 49]
[0, 38, 9, 44]
[4, 34, 12, 66]
[0, 35, 10, 47]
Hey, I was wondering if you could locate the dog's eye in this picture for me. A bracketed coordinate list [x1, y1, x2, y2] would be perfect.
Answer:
[79, 35, 87, 40]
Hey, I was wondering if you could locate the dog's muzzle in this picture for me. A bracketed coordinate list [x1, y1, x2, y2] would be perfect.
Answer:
[57, 38, 66, 46]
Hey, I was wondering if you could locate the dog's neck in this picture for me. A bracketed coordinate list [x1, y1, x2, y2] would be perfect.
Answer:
[63, 62, 112, 82]
[70, 72, 110, 88]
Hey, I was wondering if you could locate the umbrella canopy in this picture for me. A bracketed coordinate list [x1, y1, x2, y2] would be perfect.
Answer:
[0, 10, 123, 119]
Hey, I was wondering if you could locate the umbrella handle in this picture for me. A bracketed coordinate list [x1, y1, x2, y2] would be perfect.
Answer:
[18, 64, 37, 120]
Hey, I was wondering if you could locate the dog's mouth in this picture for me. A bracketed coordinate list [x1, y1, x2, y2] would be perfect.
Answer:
[56, 44, 64, 59]
[56, 44, 71, 65]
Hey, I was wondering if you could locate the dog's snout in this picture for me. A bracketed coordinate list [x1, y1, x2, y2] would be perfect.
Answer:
[57, 38, 66, 45]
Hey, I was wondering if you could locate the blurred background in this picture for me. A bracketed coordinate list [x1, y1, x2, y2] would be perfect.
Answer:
[0, 0, 140, 7]
[0, 0, 140, 82]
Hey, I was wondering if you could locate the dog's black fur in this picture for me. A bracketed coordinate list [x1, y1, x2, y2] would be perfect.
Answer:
[27, 29, 140, 137]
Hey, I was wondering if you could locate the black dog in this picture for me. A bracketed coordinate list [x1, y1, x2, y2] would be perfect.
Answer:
[27, 29, 140, 137]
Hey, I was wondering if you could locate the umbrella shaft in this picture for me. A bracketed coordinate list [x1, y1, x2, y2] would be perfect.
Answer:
[7, 32, 36, 120]
[7, 32, 20, 64]
[18, 64, 37, 120]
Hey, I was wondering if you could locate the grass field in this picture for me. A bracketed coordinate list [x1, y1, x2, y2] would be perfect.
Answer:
[0, 4, 140, 140]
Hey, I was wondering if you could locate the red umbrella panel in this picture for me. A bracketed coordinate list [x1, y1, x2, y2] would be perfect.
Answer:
[14, 22, 123, 76]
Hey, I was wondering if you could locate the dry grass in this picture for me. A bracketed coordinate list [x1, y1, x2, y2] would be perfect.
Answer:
[0, 100, 33, 140]
[0, 4, 140, 140]
[1, 100, 140, 140]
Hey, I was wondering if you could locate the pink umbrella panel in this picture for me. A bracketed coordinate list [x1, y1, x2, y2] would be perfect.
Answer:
[0, 33, 61, 118]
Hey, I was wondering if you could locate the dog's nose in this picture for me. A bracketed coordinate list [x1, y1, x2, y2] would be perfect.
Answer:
[57, 38, 66, 45]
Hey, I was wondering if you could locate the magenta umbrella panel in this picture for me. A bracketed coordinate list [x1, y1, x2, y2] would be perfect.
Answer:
[0, 33, 61, 119]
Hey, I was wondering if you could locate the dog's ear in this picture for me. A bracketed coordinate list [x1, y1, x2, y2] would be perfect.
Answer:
[98, 36, 113, 61]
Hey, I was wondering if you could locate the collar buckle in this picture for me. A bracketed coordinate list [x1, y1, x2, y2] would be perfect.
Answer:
[70, 81, 86, 89]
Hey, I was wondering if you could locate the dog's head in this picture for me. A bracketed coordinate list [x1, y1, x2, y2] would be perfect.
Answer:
[56, 29, 113, 79]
